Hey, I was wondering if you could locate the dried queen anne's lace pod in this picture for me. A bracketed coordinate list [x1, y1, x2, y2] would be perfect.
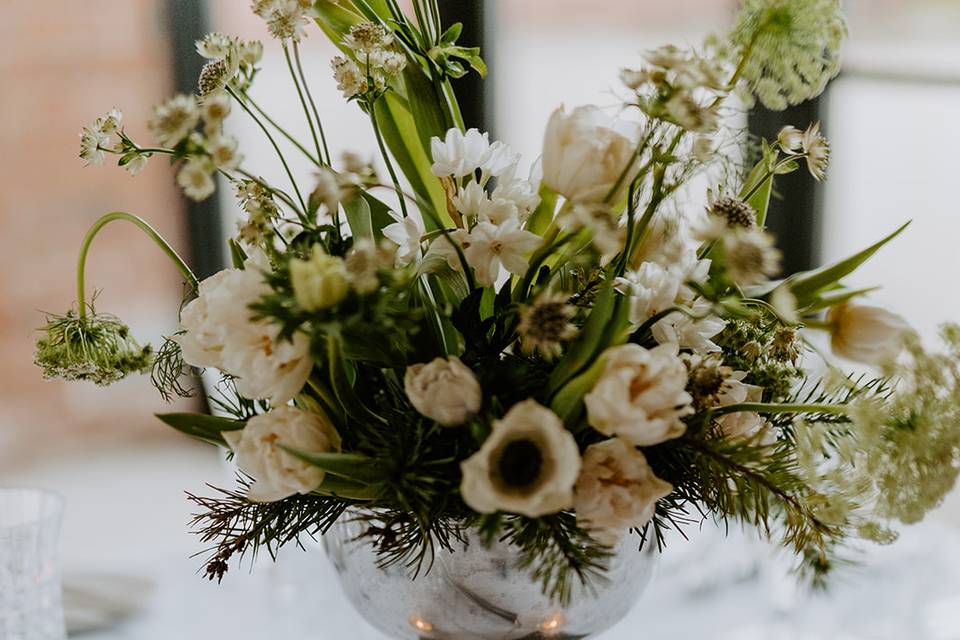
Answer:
[731, 0, 847, 110]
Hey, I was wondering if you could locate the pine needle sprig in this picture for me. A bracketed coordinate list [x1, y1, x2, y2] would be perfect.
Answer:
[187, 475, 351, 582]
[150, 334, 197, 402]
[498, 512, 613, 607]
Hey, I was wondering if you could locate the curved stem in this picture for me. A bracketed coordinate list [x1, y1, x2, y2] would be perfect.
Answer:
[226, 85, 308, 216]
[77, 212, 198, 321]
[293, 41, 331, 165]
[370, 101, 410, 219]
[283, 41, 325, 168]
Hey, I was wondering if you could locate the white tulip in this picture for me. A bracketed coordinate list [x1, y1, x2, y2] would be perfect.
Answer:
[585, 343, 694, 446]
[828, 303, 911, 365]
[574, 438, 673, 545]
[404, 356, 482, 426]
[223, 406, 341, 503]
[541, 105, 638, 203]
[460, 400, 581, 518]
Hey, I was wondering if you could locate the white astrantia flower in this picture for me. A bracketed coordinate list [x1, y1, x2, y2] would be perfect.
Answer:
[196, 32, 235, 59]
[149, 94, 200, 147]
[828, 303, 911, 365]
[573, 438, 673, 545]
[207, 135, 242, 171]
[79, 127, 108, 166]
[223, 406, 341, 503]
[584, 343, 694, 446]
[801, 122, 831, 181]
[200, 92, 232, 131]
[177, 254, 313, 404]
[176, 157, 216, 201]
[616, 261, 683, 325]
[404, 356, 482, 426]
[460, 400, 581, 518]
[430, 128, 490, 178]
[463, 219, 541, 287]
[541, 105, 639, 203]
[331, 56, 366, 99]
[778, 125, 804, 152]
[383, 216, 423, 266]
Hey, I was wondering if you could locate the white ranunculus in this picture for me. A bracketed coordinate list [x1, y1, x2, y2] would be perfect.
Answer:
[616, 261, 683, 324]
[828, 303, 911, 365]
[223, 406, 341, 503]
[584, 343, 694, 446]
[430, 128, 490, 178]
[653, 300, 726, 354]
[574, 438, 673, 545]
[541, 105, 638, 203]
[177, 254, 313, 404]
[460, 400, 581, 518]
[404, 356, 482, 426]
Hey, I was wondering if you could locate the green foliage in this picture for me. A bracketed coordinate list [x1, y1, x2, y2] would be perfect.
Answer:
[155, 412, 246, 447]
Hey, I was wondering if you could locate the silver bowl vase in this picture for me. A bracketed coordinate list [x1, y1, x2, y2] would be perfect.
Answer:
[324, 515, 658, 639]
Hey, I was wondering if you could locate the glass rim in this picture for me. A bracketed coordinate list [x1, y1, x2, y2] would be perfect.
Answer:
[0, 487, 65, 528]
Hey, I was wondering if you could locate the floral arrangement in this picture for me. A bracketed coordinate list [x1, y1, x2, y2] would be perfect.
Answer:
[37, 0, 960, 605]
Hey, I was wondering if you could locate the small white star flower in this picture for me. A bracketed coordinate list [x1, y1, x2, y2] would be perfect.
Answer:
[430, 128, 490, 178]
[463, 218, 541, 286]
[383, 216, 424, 266]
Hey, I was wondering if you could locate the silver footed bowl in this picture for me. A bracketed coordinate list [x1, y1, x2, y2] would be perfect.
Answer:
[324, 513, 658, 639]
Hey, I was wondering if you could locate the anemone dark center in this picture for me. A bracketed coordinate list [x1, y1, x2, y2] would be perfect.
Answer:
[497, 439, 543, 489]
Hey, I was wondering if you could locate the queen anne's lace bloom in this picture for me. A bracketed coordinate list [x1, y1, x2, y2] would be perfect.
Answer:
[732, 0, 847, 110]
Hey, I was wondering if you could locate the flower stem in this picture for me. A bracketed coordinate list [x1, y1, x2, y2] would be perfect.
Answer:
[283, 41, 325, 168]
[76, 212, 198, 321]
[242, 91, 320, 167]
[226, 85, 308, 216]
[293, 41, 331, 165]
[712, 402, 851, 417]
[370, 101, 410, 219]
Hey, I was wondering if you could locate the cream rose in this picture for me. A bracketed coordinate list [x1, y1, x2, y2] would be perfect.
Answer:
[584, 343, 694, 446]
[574, 438, 673, 545]
[460, 400, 581, 518]
[404, 356, 482, 426]
[541, 105, 638, 203]
[828, 302, 911, 365]
[223, 406, 341, 503]
[177, 254, 313, 404]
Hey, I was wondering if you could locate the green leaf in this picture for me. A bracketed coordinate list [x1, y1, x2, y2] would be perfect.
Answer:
[341, 193, 395, 241]
[440, 22, 463, 45]
[527, 185, 559, 236]
[550, 358, 605, 429]
[340, 322, 407, 367]
[315, 475, 383, 501]
[155, 413, 245, 447]
[787, 222, 910, 303]
[278, 447, 385, 484]
[739, 156, 774, 227]
[802, 285, 881, 313]
[326, 335, 387, 424]
[228, 238, 248, 269]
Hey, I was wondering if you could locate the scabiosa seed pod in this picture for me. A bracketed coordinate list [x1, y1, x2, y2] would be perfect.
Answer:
[731, 0, 847, 110]
[517, 291, 579, 360]
[709, 196, 756, 229]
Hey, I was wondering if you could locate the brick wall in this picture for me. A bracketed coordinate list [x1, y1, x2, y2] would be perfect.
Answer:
[0, 1, 200, 469]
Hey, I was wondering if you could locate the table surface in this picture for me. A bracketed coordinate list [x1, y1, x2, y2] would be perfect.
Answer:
[5, 442, 960, 640]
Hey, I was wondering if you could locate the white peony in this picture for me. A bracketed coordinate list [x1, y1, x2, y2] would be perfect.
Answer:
[541, 105, 638, 203]
[177, 255, 313, 404]
[460, 400, 581, 518]
[584, 343, 694, 446]
[404, 356, 482, 426]
[828, 303, 911, 365]
[574, 438, 673, 545]
[223, 406, 341, 503]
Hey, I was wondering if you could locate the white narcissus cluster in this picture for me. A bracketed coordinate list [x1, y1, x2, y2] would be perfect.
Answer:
[404, 356, 482, 426]
[224, 406, 341, 503]
[585, 343, 694, 446]
[828, 303, 911, 365]
[177, 254, 313, 404]
[574, 438, 673, 545]
[418, 127, 542, 286]
[541, 105, 639, 204]
[460, 400, 581, 518]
